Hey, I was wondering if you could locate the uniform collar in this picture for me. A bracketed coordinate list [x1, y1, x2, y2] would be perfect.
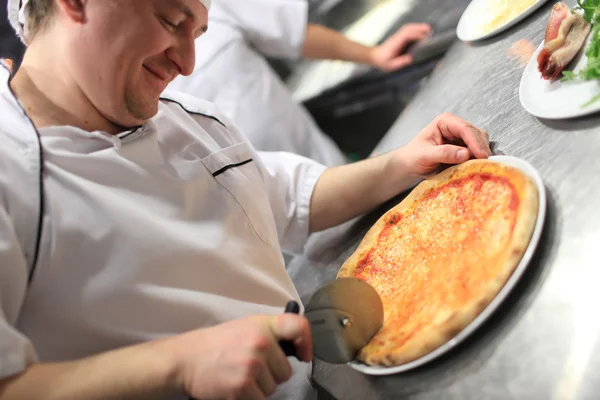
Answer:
[0, 62, 149, 149]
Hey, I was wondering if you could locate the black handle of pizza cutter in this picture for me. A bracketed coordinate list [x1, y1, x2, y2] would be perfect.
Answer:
[278, 301, 300, 359]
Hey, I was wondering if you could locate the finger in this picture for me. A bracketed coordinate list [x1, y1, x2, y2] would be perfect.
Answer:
[435, 114, 491, 158]
[385, 54, 414, 71]
[399, 23, 432, 37]
[469, 125, 490, 146]
[236, 382, 265, 400]
[291, 334, 311, 365]
[401, 28, 432, 42]
[271, 314, 313, 363]
[469, 126, 492, 157]
[394, 29, 431, 50]
[430, 144, 472, 165]
[387, 25, 431, 50]
[462, 126, 486, 154]
[264, 334, 293, 384]
[264, 352, 291, 385]
[255, 361, 278, 397]
[481, 129, 490, 141]
[408, 25, 433, 38]
[405, 23, 433, 32]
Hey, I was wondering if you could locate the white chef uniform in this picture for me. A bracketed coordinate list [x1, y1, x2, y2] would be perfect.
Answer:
[0, 64, 325, 400]
[168, 0, 348, 167]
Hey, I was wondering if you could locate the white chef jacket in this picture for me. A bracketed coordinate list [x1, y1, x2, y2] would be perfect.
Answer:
[168, 0, 348, 167]
[0, 64, 326, 400]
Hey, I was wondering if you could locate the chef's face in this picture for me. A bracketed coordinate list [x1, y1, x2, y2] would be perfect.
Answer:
[64, 0, 207, 127]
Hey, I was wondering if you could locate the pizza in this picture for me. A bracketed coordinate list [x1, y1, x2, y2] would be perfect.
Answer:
[337, 159, 539, 367]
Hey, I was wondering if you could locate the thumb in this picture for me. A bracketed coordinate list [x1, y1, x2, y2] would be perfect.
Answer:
[271, 314, 313, 362]
[430, 145, 471, 165]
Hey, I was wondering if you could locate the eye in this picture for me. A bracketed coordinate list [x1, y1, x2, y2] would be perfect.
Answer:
[161, 16, 179, 32]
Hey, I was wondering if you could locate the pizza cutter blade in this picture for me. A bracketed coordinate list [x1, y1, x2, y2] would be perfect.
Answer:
[304, 277, 383, 363]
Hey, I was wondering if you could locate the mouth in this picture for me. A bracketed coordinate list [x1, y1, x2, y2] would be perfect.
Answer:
[143, 64, 170, 83]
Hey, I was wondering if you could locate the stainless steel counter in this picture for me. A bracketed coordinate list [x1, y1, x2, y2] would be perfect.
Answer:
[287, 0, 600, 398]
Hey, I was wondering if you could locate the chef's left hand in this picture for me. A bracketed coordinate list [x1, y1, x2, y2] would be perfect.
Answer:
[395, 113, 492, 178]
[369, 23, 432, 71]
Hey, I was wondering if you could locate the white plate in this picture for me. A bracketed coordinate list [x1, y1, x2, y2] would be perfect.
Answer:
[349, 156, 547, 376]
[519, 33, 600, 119]
[457, 0, 549, 42]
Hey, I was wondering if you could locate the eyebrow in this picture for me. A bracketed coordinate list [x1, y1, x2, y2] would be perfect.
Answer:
[174, 0, 194, 19]
[173, 0, 208, 33]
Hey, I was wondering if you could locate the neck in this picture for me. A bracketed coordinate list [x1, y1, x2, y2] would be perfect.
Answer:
[10, 36, 126, 135]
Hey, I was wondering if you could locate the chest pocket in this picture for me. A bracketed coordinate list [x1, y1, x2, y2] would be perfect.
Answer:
[201, 142, 277, 246]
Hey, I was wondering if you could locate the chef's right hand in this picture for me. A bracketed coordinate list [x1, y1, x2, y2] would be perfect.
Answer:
[171, 314, 312, 400]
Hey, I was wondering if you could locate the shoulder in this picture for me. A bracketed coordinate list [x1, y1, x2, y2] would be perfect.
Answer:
[158, 89, 250, 145]
[160, 90, 228, 127]
[0, 79, 43, 218]
[0, 90, 41, 185]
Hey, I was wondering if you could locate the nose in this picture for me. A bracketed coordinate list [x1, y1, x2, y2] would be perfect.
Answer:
[167, 37, 196, 77]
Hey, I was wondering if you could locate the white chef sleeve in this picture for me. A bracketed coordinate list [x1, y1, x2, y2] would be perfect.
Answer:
[0, 200, 38, 379]
[256, 151, 326, 254]
[209, 0, 309, 59]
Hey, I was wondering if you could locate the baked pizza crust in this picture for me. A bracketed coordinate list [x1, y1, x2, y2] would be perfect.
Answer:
[337, 159, 539, 366]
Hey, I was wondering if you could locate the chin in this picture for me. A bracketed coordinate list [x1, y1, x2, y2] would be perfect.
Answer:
[124, 94, 161, 123]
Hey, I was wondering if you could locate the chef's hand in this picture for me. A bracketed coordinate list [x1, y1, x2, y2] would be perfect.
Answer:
[369, 23, 432, 71]
[396, 113, 492, 178]
[173, 314, 312, 400]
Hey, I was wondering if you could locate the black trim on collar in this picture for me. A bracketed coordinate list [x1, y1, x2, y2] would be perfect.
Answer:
[5, 66, 45, 284]
[160, 97, 227, 128]
[118, 125, 142, 140]
[212, 159, 253, 177]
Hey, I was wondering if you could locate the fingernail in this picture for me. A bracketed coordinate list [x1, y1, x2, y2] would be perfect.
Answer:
[457, 149, 469, 161]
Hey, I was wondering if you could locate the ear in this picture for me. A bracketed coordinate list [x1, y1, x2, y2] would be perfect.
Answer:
[55, 0, 87, 24]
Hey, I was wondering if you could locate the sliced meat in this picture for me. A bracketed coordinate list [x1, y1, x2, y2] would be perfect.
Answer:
[543, 2, 570, 43]
[537, 2, 591, 80]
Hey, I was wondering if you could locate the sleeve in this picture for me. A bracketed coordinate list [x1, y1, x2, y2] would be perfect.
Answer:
[0, 199, 38, 379]
[256, 151, 327, 254]
[209, 0, 309, 59]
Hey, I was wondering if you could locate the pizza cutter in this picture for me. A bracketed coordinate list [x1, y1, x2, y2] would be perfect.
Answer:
[279, 277, 384, 363]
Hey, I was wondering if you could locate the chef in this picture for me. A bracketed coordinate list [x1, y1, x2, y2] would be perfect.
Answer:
[168, 0, 431, 166]
[0, 0, 490, 399]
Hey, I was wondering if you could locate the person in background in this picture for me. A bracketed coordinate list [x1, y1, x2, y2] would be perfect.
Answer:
[0, 1, 25, 71]
[0, 0, 489, 399]
[168, 0, 431, 166]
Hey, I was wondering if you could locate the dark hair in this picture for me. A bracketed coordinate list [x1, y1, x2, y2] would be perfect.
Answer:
[26, 0, 55, 39]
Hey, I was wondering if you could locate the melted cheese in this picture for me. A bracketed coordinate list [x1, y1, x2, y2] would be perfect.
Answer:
[355, 173, 519, 355]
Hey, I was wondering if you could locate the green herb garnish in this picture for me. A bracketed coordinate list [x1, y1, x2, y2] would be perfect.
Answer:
[573, 0, 600, 24]
[560, 1, 600, 107]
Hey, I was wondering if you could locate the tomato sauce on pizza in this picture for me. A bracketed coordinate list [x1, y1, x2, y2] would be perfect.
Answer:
[337, 160, 539, 366]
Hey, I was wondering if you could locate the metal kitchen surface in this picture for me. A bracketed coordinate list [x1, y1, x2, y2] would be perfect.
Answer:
[287, 0, 600, 398]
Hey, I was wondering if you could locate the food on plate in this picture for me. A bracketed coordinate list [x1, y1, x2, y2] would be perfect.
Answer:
[560, 0, 600, 106]
[479, 0, 538, 33]
[538, 2, 591, 80]
[337, 160, 539, 367]
[479, 0, 538, 34]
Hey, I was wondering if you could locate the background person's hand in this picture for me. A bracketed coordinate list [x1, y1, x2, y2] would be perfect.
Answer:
[173, 314, 312, 400]
[369, 23, 432, 71]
